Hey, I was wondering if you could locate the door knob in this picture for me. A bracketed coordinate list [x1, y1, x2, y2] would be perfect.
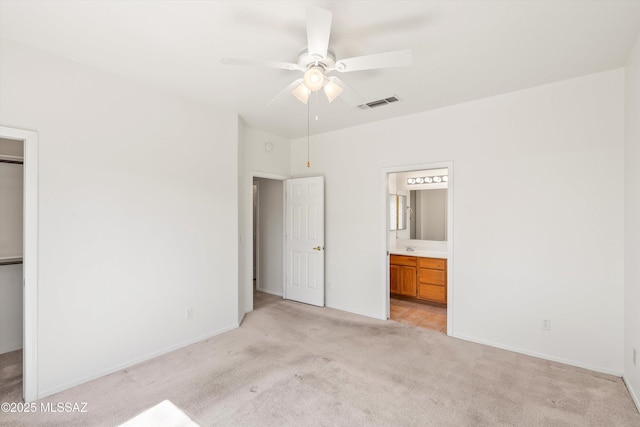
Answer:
[313, 246, 323, 251]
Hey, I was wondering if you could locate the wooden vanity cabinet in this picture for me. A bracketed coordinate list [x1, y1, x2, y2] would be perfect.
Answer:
[389, 255, 417, 297]
[417, 257, 447, 304]
[389, 264, 400, 294]
[390, 255, 447, 305]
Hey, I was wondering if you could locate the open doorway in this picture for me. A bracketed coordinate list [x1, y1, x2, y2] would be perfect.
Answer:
[0, 138, 24, 401]
[252, 177, 285, 310]
[0, 126, 38, 403]
[385, 163, 453, 335]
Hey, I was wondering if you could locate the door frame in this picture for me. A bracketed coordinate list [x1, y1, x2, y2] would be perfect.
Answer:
[0, 126, 39, 402]
[253, 180, 260, 290]
[244, 171, 289, 315]
[382, 161, 454, 336]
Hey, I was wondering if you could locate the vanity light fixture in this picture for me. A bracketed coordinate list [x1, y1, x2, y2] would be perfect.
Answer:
[406, 175, 449, 185]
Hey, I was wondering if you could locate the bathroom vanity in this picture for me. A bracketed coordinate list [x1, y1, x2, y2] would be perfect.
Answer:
[390, 254, 447, 305]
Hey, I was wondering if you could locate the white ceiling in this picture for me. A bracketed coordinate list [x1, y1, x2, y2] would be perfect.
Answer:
[1, 0, 639, 138]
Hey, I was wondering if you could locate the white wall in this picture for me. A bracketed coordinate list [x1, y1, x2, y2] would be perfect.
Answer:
[256, 178, 284, 296]
[0, 40, 239, 397]
[624, 34, 640, 409]
[292, 69, 625, 374]
[239, 125, 290, 315]
[0, 137, 24, 157]
[243, 127, 291, 175]
[0, 146, 23, 258]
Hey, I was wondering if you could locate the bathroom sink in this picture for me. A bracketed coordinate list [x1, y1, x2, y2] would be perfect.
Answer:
[389, 248, 447, 259]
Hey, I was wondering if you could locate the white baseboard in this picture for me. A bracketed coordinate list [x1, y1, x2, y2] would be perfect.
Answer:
[623, 376, 640, 413]
[326, 302, 384, 321]
[38, 323, 238, 400]
[255, 287, 282, 297]
[454, 333, 623, 377]
[0, 344, 23, 355]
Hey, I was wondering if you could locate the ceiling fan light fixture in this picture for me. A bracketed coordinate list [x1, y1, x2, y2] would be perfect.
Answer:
[303, 66, 325, 91]
[323, 80, 343, 103]
[292, 83, 310, 104]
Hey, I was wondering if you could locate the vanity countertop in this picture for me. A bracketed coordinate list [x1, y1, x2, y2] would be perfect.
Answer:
[389, 249, 448, 259]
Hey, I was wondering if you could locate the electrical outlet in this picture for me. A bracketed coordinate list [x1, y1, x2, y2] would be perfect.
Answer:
[542, 319, 551, 331]
[634, 348, 637, 366]
[185, 308, 193, 320]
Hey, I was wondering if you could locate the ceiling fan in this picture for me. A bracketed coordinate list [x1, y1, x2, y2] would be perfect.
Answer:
[221, 6, 412, 106]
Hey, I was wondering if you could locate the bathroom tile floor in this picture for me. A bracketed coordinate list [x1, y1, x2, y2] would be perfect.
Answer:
[390, 297, 447, 334]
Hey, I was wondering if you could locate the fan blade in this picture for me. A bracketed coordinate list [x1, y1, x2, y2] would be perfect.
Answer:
[267, 78, 305, 107]
[327, 76, 365, 107]
[335, 50, 412, 73]
[306, 7, 332, 60]
[221, 57, 301, 71]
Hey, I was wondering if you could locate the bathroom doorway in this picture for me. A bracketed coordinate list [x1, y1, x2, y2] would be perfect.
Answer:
[384, 162, 454, 336]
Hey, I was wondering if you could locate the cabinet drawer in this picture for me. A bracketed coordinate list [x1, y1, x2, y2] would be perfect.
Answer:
[390, 255, 417, 267]
[419, 268, 446, 285]
[418, 283, 446, 303]
[418, 257, 446, 270]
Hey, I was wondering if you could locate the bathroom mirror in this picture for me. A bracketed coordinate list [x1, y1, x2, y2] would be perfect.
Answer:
[388, 168, 448, 242]
[408, 189, 447, 241]
[389, 194, 407, 231]
[390, 189, 447, 241]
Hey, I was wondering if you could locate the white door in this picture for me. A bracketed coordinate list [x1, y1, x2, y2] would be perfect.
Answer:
[285, 176, 325, 306]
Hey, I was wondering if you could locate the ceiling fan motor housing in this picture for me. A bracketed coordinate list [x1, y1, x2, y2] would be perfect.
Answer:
[297, 48, 337, 70]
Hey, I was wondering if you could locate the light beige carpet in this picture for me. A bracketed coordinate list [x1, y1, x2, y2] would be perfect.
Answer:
[1, 292, 639, 426]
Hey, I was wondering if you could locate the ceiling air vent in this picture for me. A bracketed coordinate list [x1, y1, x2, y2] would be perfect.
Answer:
[358, 96, 401, 110]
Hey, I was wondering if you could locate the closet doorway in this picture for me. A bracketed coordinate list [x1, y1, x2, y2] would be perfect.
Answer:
[252, 177, 285, 309]
[0, 126, 38, 403]
[0, 138, 24, 401]
[384, 162, 454, 336]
